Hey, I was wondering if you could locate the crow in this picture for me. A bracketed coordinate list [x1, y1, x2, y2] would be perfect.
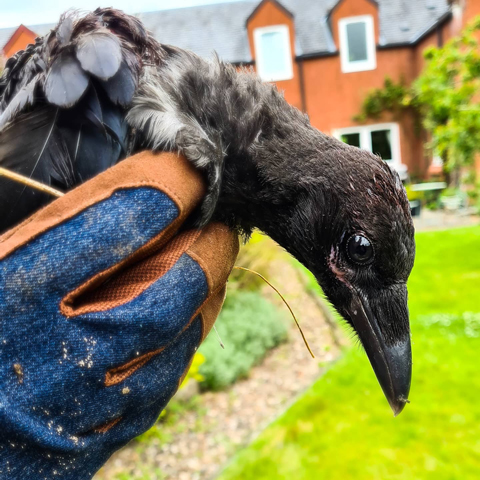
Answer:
[0, 9, 415, 415]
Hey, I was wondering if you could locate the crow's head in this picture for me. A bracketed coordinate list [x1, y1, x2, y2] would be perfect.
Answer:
[228, 114, 416, 415]
[128, 49, 416, 414]
[286, 144, 415, 416]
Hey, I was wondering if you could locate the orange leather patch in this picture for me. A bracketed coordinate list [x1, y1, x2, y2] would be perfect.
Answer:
[61, 229, 201, 316]
[93, 417, 122, 434]
[105, 347, 166, 387]
[186, 223, 240, 292]
[198, 285, 228, 341]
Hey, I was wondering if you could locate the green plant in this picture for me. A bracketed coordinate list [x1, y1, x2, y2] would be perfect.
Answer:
[179, 352, 205, 389]
[404, 184, 424, 202]
[198, 290, 288, 390]
[354, 76, 416, 123]
[357, 17, 480, 182]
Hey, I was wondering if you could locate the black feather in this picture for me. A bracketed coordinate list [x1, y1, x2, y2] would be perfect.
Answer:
[100, 59, 137, 107]
[75, 31, 122, 80]
[0, 75, 40, 129]
[82, 86, 108, 138]
[56, 13, 74, 46]
[0, 107, 65, 231]
[44, 50, 89, 107]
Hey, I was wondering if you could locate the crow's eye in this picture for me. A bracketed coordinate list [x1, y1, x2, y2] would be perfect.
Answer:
[346, 235, 374, 265]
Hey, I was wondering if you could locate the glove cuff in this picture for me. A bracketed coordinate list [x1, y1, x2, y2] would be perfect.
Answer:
[0, 151, 205, 259]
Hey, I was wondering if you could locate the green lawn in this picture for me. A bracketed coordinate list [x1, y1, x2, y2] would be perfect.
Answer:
[217, 226, 480, 480]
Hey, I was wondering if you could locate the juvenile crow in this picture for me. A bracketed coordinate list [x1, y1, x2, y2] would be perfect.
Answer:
[0, 10, 415, 415]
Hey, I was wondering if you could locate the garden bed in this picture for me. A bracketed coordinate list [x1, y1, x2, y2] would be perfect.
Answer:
[94, 237, 344, 480]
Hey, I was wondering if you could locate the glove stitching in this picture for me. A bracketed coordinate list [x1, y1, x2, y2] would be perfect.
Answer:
[103, 284, 225, 387]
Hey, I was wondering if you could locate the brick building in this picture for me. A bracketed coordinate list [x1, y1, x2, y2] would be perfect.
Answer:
[0, 23, 53, 65]
[1, 0, 480, 178]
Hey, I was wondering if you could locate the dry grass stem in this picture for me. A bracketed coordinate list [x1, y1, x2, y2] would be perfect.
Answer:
[0, 167, 64, 198]
[233, 266, 315, 358]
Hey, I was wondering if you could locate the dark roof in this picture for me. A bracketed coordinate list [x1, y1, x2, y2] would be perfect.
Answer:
[246, 0, 294, 23]
[378, 0, 451, 45]
[1, 0, 451, 62]
[137, 2, 256, 63]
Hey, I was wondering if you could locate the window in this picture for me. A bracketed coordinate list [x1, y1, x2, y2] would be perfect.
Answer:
[254, 25, 293, 82]
[334, 123, 401, 166]
[339, 15, 376, 73]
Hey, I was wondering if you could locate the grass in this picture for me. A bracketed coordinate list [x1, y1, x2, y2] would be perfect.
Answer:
[217, 226, 480, 480]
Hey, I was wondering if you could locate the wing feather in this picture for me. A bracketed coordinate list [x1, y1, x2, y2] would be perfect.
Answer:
[76, 31, 122, 80]
[44, 50, 89, 107]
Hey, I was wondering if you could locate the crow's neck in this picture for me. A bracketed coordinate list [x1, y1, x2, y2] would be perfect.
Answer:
[201, 69, 334, 241]
[137, 52, 337, 239]
[213, 112, 328, 243]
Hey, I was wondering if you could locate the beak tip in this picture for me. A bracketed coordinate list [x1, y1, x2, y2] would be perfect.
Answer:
[392, 405, 403, 417]
[390, 396, 410, 417]
[347, 291, 412, 419]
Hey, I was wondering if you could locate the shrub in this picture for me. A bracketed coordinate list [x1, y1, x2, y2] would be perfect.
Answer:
[198, 290, 288, 391]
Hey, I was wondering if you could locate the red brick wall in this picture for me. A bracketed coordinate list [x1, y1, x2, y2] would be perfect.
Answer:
[464, 0, 480, 25]
[301, 0, 424, 176]
[330, 0, 380, 46]
[3, 26, 37, 59]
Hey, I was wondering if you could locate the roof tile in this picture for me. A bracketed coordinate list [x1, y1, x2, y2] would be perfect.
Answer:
[0, 0, 451, 62]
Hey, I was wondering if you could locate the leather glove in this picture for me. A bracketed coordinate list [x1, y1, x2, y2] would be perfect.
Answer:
[0, 152, 239, 479]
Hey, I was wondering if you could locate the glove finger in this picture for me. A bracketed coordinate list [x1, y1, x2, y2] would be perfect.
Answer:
[0, 152, 205, 297]
[88, 280, 230, 441]
[81, 316, 204, 445]
[60, 224, 238, 369]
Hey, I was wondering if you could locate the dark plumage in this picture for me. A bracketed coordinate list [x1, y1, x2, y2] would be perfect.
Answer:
[0, 10, 415, 415]
[0, 9, 163, 232]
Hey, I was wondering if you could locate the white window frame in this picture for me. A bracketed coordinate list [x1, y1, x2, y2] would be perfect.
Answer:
[333, 123, 402, 167]
[253, 25, 294, 82]
[339, 15, 376, 73]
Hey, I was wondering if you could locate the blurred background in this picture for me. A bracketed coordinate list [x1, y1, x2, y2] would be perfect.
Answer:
[2, 0, 480, 478]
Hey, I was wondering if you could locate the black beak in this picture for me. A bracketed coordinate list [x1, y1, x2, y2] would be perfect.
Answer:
[348, 287, 412, 416]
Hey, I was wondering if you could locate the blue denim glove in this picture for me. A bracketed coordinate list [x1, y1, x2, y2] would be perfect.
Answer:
[0, 152, 238, 479]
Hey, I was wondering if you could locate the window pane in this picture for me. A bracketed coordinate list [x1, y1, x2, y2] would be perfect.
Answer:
[371, 130, 392, 160]
[340, 133, 361, 148]
[259, 31, 287, 75]
[346, 22, 368, 62]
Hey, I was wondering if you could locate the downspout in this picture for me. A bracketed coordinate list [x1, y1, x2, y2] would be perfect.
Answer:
[436, 24, 444, 47]
[297, 57, 307, 114]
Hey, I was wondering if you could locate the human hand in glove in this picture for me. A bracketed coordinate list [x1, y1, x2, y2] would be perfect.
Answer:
[0, 151, 238, 480]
